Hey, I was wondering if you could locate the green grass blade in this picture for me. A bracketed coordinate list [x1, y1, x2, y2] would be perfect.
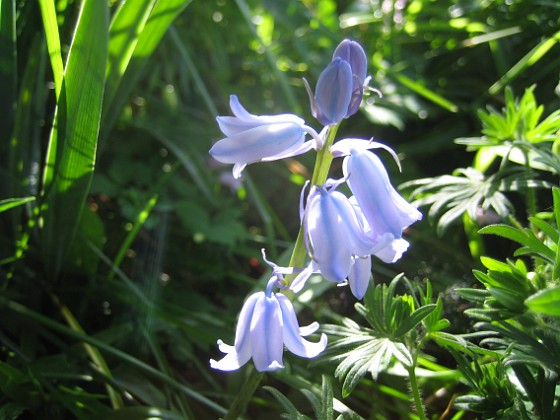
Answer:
[393, 72, 458, 113]
[104, 0, 157, 116]
[168, 26, 218, 117]
[38, 0, 64, 99]
[0, 0, 17, 157]
[100, 0, 193, 148]
[41, 0, 108, 277]
[489, 29, 560, 94]
[0, 297, 227, 416]
[0, 0, 17, 197]
[0, 197, 35, 213]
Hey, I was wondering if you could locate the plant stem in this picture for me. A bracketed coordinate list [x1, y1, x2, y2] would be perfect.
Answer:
[285, 123, 340, 282]
[407, 365, 428, 420]
[223, 368, 265, 420]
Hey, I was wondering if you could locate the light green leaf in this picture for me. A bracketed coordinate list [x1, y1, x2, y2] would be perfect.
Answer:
[0, 197, 35, 213]
[526, 286, 560, 316]
[490, 29, 560, 94]
[38, 0, 64, 98]
[41, 0, 109, 276]
[100, 0, 193, 147]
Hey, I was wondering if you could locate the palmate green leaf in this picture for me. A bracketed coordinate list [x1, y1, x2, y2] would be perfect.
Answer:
[40, 0, 108, 277]
[526, 286, 560, 316]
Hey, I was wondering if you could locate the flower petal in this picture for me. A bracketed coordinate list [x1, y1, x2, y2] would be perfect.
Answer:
[276, 294, 327, 358]
[314, 58, 353, 126]
[210, 123, 305, 165]
[210, 292, 260, 371]
[343, 149, 421, 239]
[374, 238, 409, 263]
[333, 39, 368, 83]
[348, 256, 372, 299]
[250, 294, 285, 371]
[305, 187, 353, 282]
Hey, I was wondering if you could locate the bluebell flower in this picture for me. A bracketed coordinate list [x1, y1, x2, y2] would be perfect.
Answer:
[305, 39, 369, 126]
[301, 179, 383, 284]
[210, 95, 321, 178]
[210, 272, 327, 372]
[332, 39, 368, 117]
[331, 138, 422, 243]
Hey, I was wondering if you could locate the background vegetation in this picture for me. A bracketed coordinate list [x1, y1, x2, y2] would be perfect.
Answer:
[1, 0, 559, 418]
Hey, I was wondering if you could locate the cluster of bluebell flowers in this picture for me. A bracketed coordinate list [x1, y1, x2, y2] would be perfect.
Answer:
[210, 39, 421, 372]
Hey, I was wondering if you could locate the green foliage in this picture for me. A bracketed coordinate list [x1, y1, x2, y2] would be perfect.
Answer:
[1, 0, 560, 418]
[321, 276, 438, 398]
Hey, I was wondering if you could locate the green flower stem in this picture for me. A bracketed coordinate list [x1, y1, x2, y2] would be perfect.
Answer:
[223, 367, 265, 420]
[224, 123, 340, 419]
[285, 123, 340, 284]
[407, 365, 427, 420]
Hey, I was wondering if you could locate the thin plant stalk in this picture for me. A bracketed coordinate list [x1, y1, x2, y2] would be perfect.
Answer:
[50, 293, 124, 409]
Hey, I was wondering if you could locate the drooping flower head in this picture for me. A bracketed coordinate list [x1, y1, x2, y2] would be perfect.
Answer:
[332, 138, 422, 243]
[210, 260, 327, 372]
[306, 39, 369, 126]
[210, 95, 321, 178]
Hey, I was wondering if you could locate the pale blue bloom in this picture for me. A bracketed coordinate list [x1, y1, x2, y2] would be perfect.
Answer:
[305, 39, 369, 126]
[301, 180, 383, 285]
[210, 271, 327, 372]
[332, 139, 422, 242]
[210, 95, 321, 178]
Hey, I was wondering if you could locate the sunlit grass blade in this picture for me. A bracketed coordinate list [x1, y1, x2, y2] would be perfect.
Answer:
[38, 0, 64, 99]
[0, 197, 35, 213]
[100, 0, 193, 148]
[373, 56, 458, 113]
[489, 29, 560, 94]
[104, 0, 157, 116]
[41, 0, 108, 277]
[392, 72, 458, 113]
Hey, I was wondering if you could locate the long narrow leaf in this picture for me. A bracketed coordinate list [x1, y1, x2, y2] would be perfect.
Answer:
[38, 0, 64, 98]
[104, 0, 157, 114]
[41, 0, 108, 276]
[0, 0, 17, 158]
[99, 0, 193, 149]
[489, 29, 560, 94]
